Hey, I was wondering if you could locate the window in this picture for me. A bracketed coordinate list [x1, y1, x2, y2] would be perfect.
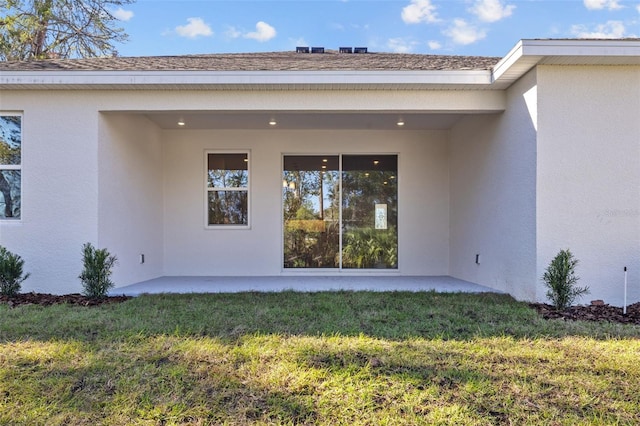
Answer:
[283, 154, 398, 269]
[0, 115, 22, 220]
[206, 152, 249, 226]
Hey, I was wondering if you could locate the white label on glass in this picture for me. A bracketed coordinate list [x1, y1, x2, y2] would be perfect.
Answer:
[375, 204, 387, 230]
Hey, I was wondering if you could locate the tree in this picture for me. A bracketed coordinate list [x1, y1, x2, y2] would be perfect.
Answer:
[0, 0, 133, 61]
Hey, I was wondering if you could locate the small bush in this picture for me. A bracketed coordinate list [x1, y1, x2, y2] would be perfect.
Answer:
[542, 249, 589, 310]
[79, 243, 117, 299]
[0, 246, 30, 296]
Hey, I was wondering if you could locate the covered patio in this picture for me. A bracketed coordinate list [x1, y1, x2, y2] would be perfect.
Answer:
[110, 275, 501, 296]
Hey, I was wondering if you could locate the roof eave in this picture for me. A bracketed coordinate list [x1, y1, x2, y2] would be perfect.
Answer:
[0, 70, 494, 90]
[492, 38, 640, 88]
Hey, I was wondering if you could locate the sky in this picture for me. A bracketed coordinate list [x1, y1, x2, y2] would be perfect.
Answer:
[111, 0, 640, 58]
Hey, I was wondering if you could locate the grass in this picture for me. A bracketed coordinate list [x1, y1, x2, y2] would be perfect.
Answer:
[1, 291, 639, 425]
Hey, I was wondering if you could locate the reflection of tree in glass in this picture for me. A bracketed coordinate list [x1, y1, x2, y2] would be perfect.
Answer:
[208, 191, 247, 225]
[283, 170, 340, 268]
[207, 154, 248, 225]
[0, 116, 22, 219]
[283, 155, 398, 269]
[342, 227, 398, 269]
[207, 170, 248, 189]
[341, 158, 398, 269]
[342, 170, 398, 231]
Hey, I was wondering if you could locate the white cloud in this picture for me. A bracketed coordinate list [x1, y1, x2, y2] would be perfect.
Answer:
[386, 38, 419, 53]
[401, 0, 439, 24]
[428, 40, 442, 50]
[637, 3, 640, 13]
[571, 20, 628, 37]
[469, 0, 515, 23]
[175, 18, 213, 38]
[112, 7, 134, 21]
[225, 26, 242, 39]
[245, 21, 277, 42]
[443, 19, 487, 45]
[583, 0, 624, 10]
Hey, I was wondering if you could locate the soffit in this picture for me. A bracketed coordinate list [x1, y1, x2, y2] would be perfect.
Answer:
[139, 111, 472, 130]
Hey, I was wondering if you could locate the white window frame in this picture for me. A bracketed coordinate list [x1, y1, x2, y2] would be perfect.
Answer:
[0, 113, 23, 222]
[204, 150, 250, 229]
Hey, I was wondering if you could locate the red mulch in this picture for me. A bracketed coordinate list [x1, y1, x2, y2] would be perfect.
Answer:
[530, 301, 640, 325]
[0, 292, 131, 307]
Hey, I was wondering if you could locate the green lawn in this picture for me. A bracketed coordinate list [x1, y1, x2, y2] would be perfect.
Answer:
[1, 291, 639, 425]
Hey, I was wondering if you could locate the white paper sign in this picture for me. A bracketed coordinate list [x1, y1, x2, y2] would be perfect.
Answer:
[375, 204, 387, 230]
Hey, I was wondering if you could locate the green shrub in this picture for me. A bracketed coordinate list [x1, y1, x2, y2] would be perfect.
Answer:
[0, 246, 30, 296]
[79, 243, 117, 299]
[542, 249, 589, 310]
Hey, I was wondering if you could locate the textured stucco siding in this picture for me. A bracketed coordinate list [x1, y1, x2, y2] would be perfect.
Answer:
[0, 91, 100, 294]
[98, 114, 164, 287]
[536, 65, 640, 306]
[1, 88, 474, 293]
[449, 69, 538, 301]
[161, 129, 451, 277]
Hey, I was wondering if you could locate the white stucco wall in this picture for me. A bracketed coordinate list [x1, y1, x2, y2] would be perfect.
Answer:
[536, 65, 640, 306]
[6, 70, 637, 302]
[98, 113, 164, 287]
[449, 70, 538, 300]
[0, 91, 100, 294]
[162, 129, 451, 276]
[1, 87, 497, 294]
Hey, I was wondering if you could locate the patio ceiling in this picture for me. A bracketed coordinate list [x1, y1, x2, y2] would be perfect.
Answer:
[143, 111, 474, 130]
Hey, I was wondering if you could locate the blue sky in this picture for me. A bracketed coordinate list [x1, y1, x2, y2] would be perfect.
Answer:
[112, 0, 640, 57]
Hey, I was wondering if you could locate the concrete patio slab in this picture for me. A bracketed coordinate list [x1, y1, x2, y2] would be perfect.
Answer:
[110, 275, 501, 297]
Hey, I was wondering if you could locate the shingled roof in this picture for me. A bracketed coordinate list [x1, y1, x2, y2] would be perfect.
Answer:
[0, 50, 502, 72]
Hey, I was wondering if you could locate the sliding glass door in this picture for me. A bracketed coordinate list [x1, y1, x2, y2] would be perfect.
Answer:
[341, 155, 398, 269]
[283, 154, 398, 270]
[283, 156, 340, 268]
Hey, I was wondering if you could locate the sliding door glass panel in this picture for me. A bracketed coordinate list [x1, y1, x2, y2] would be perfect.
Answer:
[283, 156, 340, 268]
[342, 155, 398, 269]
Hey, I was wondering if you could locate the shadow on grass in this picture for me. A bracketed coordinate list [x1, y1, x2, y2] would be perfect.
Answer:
[2, 291, 640, 424]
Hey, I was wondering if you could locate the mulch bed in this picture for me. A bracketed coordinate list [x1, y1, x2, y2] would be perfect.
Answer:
[530, 301, 640, 325]
[0, 292, 131, 307]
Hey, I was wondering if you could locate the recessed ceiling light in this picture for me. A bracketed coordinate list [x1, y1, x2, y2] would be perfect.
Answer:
[396, 119, 405, 126]
[373, 160, 380, 165]
[177, 120, 185, 126]
[269, 119, 277, 126]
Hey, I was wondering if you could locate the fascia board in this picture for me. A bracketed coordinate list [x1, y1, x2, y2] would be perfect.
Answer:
[518, 38, 640, 56]
[0, 69, 493, 88]
[492, 39, 640, 87]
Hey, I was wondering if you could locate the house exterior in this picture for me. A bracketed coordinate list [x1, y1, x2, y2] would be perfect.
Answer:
[0, 38, 639, 305]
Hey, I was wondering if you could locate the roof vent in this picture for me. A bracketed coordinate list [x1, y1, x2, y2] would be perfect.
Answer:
[311, 47, 325, 54]
[354, 47, 368, 54]
[296, 46, 310, 53]
[339, 47, 353, 54]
